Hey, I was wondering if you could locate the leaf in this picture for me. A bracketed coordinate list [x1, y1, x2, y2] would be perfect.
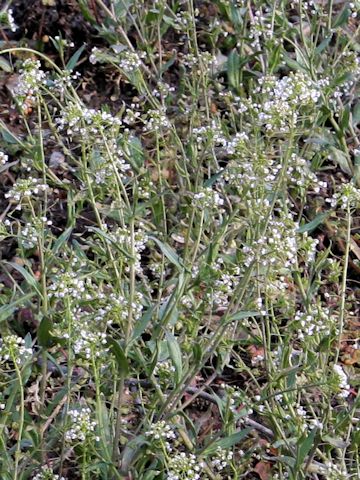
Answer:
[297, 212, 329, 233]
[148, 236, 185, 271]
[315, 35, 332, 55]
[192, 342, 203, 365]
[107, 338, 129, 376]
[202, 428, 251, 455]
[333, 6, 350, 28]
[322, 435, 349, 449]
[126, 136, 144, 170]
[204, 170, 225, 188]
[0, 293, 34, 323]
[352, 103, 360, 125]
[66, 44, 86, 71]
[130, 307, 154, 344]
[165, 331, 182, 383]
[228, 311, 260, 321]
[37, 316, 54, 347]
[0, 56, 12, 73]
[350, 238, 360, 261]
[254, 461, 271, 480]
[282, 54, 307, 73]
[227, 50, 241, 89]
[4, 261, 43, 297]
[0, 127, 22, 145]
[328, 147, 353, 175]
[52, 227, 73, 254]
[120, 435, 149, 475]
[340, 105, 350, 131]
[296, 428, 317, 468]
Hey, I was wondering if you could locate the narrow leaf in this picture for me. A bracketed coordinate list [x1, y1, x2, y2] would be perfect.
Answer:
[165, 331, 182, 383]
[66, 44, 86, 71]
[297, 212, 329, 233]
[202, 428, 251, 455]
[108, 338, 129, 376]
[148, 236, 184, 271]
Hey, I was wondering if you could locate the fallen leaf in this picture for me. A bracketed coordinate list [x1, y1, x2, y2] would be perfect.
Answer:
[254, 461, 271, 480]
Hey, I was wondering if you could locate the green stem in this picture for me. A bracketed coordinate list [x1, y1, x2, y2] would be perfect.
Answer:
[334, 204, 351, 364]
[12, 360, 25, 480]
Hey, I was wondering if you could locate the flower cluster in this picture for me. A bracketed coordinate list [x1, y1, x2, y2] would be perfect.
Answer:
[90, 142, 130, 184]
[333, 365, 351, 399]
[243, 213, 298, 270]
[0, 8, 17, 32]
[295, 305, 334, 342]
[327, 182, 360, 210]
[153, 360, 176, 381]
[251, 72, 321, 132]
[32, 466, 65, 480]
[5, 177, 49, 207]
[119, 50, 145, 74]
[192, 187, 224, 210]
[56, 103, 122, 137]
[192, 121, 228, 148]
[145, 421, 177, 453]
[48, 270, 87, 300]
[210, 446, 233, 472]
[181, 52, 217, 73]
[19, 217, 52, 250]
[0, 335, 33, 365]
[143, 107, 171, 132]
[0, 151, 9, 165]
[287, 154, 327, 193]
[65, 407, 97, 442]
[50, 71, 81, 94]
[72, 309, 108, 360]
[167, 453, 204, 480]
[13, 59, 47, 111]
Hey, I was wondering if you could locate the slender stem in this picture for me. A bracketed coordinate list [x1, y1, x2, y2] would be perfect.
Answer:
[334, 204, 351, 364]
[13, 360, 25, 480]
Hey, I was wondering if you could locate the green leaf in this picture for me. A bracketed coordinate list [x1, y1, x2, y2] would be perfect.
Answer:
[296, 428, 317, 468]
[130, 307, 154, 344]
[352, 103, 360, 125]
[125, 136, 144, 170]
[0, 293, 34, 323]
[228, 311, 260, 321]
[204, 170, 225, 188]
[107, 338, 129, 376]
[192, 342, 203, 365]
[322, 435, 349, 449]
[37, 316, 54, 347]
[282, 54, 307, 73]
[315, 35, 332, 55]
[120, 435, 149, 475]
[0, 127, 22, 145]
[278, 456, 296, 468]
[328, 147, 353, 175]
[3, 261, 43, 298]
[202, 428, 251, 455]
[227, 50, 241, 89]
[52, 227, 73, 254]
[165, 331, 182, 383]
[66, 44, 86, 71]
[0, 56, 12, 73]
[333, 7, 350, 28]
[148, 236, 185, 271]
[340, 106, 350, 131]
[297, 212, 329, 233]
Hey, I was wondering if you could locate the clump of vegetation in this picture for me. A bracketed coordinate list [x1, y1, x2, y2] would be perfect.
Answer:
[0, 0, 359, 479]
